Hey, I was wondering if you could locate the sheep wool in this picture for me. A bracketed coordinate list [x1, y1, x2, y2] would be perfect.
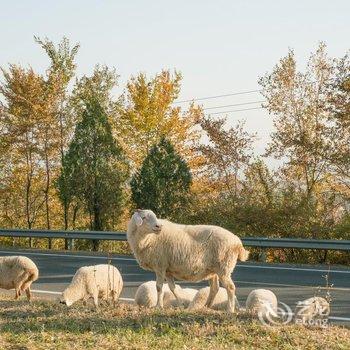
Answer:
[188, 286, 240, 311]
[246, 289, 278, 318]
[61, 264, 123, 308]
[294, 297, 330, 324]
[135, 281, 197, 308]
[127, 209, 249, 313]
[0, 255, 39, 301]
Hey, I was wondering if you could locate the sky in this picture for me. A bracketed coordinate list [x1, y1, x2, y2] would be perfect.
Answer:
[0, 0, 349, 164]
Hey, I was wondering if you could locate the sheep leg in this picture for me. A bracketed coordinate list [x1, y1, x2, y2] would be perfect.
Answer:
[155, 274, 165, 309]
[14, 288, 20, 300]
[93, 293, 99, 309]
[25, 288, 32, 301]
[166, 276, 183, 308]
[219, 275, 236, 313]
[205, 275, 219, 308]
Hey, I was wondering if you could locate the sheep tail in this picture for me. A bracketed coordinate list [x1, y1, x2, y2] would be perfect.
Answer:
[30, 268, 39, 282]
[238, 246, 249, 261]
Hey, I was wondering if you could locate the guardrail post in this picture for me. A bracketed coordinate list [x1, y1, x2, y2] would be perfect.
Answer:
[67, 238, 74, 250]
[259, 248, 267, 262]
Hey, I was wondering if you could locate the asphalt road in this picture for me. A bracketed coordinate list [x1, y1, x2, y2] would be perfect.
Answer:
[0, 248, 349, 324]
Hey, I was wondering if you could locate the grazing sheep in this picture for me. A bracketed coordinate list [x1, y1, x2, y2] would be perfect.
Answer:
[294, 297, 330, 325]
[135, 281, 197, 308]
[60, 264, 123, 308]
[0, 256, 39, 301]
[188, 286, 240, 311]
[246, 289, 278, 318]
[127, 209, 249, 313]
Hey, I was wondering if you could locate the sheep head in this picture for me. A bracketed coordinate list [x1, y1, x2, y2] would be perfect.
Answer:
[59, 292, 74, 307]
[131, 209, 163, 234]
[60, 284, 84, 307]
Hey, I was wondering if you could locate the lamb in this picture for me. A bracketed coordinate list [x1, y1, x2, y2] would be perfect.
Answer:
[294, 297, 330, 325]
[0, 255, 39, 301]
[245, 289, 278, 319]
[188, 286, 240, 311]
[127, 209, 249, 313]
[135, 281, 198, 308]
[60, 264, 123, 308]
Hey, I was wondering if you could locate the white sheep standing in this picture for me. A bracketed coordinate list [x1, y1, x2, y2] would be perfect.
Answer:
[60, 264, 123, 308]
[135, 281, 198, 308]
[294, 297, 330, 325]
[246, 289, 278, 319]
[188, 286, 240, 311]
[0, 255, 39, 301]
[127, 209, 249, 313]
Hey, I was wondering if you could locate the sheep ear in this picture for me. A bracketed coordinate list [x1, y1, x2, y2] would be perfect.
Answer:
[133, 212, 143, 226]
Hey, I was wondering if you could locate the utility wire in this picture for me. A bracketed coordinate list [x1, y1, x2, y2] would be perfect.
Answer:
[173, 89, 262, 104]
[208, 106, 263, 115]
[203, 100, 265, 110]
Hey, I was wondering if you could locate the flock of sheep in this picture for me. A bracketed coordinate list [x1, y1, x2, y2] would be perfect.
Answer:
[0, 209, 330, 325]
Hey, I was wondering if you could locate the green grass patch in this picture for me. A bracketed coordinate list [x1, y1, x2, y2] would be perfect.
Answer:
[0, 295, 349, 349]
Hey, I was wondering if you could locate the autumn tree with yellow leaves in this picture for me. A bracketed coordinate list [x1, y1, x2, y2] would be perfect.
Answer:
[116, 71, 203, 171]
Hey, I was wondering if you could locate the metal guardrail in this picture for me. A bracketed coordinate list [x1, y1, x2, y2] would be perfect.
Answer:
[0, 228, 126, 241]
[242, 237, 350, 251]
[0, 228, 350, 251]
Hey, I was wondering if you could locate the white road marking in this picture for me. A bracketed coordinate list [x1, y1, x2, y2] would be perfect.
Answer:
[119, 297, 134, 302]
[32, 289, 61, 295]
[329, 316, 350, 322]
[238, 264, 350, 274]
[233, 280, 350, 291]
[0, 250, 136, 261]
[39, 273, 144, 279]
[39, 274, 74, 279]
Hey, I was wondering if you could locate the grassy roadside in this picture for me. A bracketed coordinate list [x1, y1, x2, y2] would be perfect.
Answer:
[0, 295, 349, 350]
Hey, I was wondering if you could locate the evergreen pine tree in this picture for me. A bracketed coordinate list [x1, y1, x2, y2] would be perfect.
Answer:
[57, 98, 129, 250]
[131, 137, 192, 220]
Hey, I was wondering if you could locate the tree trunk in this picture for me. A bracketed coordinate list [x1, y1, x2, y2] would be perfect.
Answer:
[44, 133, 52, 249]
[92, 198, 102, 252]
[59, 108, 70, 249]
[25, 133, 33, 247]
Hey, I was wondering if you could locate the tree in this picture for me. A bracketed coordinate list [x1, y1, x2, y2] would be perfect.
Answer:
[327, 54, 350, 199]
[57, 64, 119, 232]
[198, 117, 255, 196]
[0, 37, 80, 250]
[70, 65, 118, 119]
[57, 99, 129, 250]
[35, 36, 80, 233]
[242, 159, 276, 208]
[259, 43, 334, 200]
[130, 137, 192, 220]
[116, 70, 202, 171]
[0, 66, 47, 231]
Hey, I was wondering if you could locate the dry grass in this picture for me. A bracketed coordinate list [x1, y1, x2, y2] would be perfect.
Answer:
[0, 295, 349, 350]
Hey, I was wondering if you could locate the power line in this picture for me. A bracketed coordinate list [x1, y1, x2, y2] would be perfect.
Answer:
[203, 100, 265, 110]
[208, 106, 263, 115]
[173, 89, 262, 104]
